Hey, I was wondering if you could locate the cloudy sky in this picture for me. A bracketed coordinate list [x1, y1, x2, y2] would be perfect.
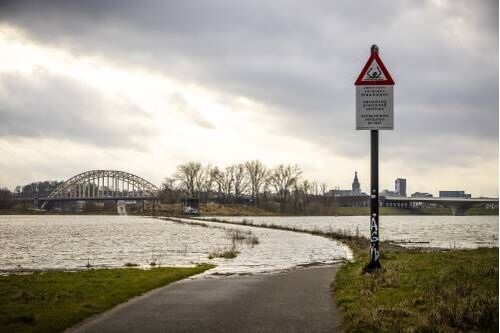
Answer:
[0, 0, 498, 196]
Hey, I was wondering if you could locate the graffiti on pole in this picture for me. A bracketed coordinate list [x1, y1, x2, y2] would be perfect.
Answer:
[370, 213, 380, 262]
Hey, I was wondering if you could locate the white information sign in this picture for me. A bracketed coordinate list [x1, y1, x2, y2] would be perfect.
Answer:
[356, 85, 393, 130]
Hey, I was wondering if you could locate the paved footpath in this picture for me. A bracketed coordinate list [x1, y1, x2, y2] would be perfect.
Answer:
[67, 265, 339, 333]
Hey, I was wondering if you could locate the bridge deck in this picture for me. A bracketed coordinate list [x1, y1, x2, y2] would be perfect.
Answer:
[39, 196, 158, 201]
[383, 196, 498, 204]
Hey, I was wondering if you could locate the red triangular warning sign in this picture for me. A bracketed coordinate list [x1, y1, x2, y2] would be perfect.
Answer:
[355, 52, 394, 85]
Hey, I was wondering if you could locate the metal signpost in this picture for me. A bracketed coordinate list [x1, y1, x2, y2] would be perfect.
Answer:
[355, 44, 395, 271]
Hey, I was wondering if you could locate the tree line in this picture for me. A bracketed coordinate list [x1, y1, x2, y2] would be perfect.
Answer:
[160, 160, 330, 213]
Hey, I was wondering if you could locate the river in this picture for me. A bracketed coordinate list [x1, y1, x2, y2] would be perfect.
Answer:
[0, 215, 349, 275]
[1, 215, 496, 275]
[202, 215, 499, 249]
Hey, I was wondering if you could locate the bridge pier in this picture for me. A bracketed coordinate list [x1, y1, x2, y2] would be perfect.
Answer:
[446, 204, 467, 216]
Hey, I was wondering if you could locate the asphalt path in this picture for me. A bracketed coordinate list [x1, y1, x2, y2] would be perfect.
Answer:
[67, 265, 339, 333]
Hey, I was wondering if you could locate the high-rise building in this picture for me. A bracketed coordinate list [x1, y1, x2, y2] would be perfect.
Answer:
[395, 178, 406, 197]
[352, 171, 361, 195]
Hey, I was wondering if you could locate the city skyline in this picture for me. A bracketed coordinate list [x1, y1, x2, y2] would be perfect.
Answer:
[10, 168, 484, 199]
[0, 1, 498, 197]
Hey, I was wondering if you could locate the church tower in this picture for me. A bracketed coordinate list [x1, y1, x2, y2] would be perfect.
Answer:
[352, 171, 361, 195]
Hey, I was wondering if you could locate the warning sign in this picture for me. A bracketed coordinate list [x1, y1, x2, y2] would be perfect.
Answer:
[359, 58, 388, 82]
[355, 49, 394, 130]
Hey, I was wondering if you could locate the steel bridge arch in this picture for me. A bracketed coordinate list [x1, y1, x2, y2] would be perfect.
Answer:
[47, 170, 159, 199]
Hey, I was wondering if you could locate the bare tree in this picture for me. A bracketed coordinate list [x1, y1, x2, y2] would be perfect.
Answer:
[301, 180, 312, 196]
[232, 163, 248, 198]
[320, 183, 328, 196]
[161, 177, 177, 191]
[174, 162, 202, 197]
[269, 164, 302, 202]
[244, 160, 268, 206]
[160, 177, 180, 203]
[311, 181, 319, 196]
[197, 165, 214, 202]
[0, 189, 13, 209]
[212, 166, 234, 202]
[300, 179, 313, 214]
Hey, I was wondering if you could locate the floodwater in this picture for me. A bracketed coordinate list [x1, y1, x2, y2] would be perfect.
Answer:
[0, 215, 350, 275]
[202, 215, 499, 249]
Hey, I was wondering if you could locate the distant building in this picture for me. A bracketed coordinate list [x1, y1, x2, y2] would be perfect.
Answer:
[411, 192, 433, 198]
[352, 171, 361, 195]
[395, 178, 406, 197]
[326, 171, 368, 207]
[328, 171, 366, 197]
[329, 189, 354, 197]
[439, 191, 471, 198]
[381, 189, 396, 197]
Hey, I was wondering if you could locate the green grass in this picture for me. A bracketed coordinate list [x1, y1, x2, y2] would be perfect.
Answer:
[411, 207, 452, 215]
[0, 264, 214, 333]
[334, 207, 441, 216]
[466, 208, 499, 216]
[333, 241, 499, 332]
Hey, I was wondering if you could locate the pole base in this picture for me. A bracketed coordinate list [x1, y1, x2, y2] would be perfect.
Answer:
[363, 260, 382, 273]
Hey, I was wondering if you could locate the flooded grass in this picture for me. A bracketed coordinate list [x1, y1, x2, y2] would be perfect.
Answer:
[226, 228, 260, 245]
[227, 229, 248, 242]
[207, 228, 259, 259]
[124, 262, 139, 267]
[208, 248, 239, 259]
[0, 264, 214, 333]
[246, 235, 260, 246]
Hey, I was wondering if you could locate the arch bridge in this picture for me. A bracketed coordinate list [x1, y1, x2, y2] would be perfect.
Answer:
[39, 170, 159, 208]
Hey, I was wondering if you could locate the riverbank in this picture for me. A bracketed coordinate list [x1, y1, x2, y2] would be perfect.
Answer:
[1, 204, 497, 216]
[156, 204, 498, 216]
[0, 264, 214, 333]
[182, 216, 499, 332]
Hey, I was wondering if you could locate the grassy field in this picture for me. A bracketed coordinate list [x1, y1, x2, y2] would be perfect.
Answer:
[466, 207, 499, 216]
[0, 264, 214, 333]
[333, 240, 499, 332]
[335, 207, 416, 216]
[198, 205, 496, 216]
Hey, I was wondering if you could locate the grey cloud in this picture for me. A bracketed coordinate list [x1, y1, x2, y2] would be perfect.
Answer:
[0, 0, 497, 164]
[169, 94, 215, 129]
[0, 70, 154, 148]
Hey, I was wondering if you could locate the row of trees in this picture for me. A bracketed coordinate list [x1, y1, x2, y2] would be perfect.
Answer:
[160, 161, 329, 208]
[0, 189, 14, 209]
